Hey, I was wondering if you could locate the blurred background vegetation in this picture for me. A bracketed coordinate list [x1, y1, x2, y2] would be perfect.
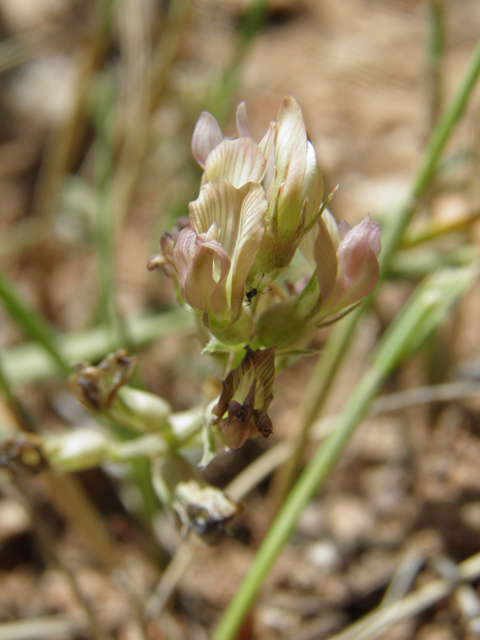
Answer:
[1, 0, 480, 639]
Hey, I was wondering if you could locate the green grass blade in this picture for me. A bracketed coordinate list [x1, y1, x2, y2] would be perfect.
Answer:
[211, 267, 477, 640]
[0, 271, 71, 377]
[2, 308, 192, 384]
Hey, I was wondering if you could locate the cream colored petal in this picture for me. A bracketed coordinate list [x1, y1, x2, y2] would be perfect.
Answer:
[228, 183, 268, 318]
[321, 209, 342, 249]
[189, 177, 263, 255]
[236, 101, 252, 138]
[300, 140, 323, 225]
[259, 122, 276, 193]
[188, 178, 267, 319]
[265, 96, 308, 238]
[191, 111, 223, 169]
[275, 96, 307, 171]
[204, 139, 267, 188]
[189, 178, 241, 256]
[321, 217, 381, 315]
[298, 223, 318, 269]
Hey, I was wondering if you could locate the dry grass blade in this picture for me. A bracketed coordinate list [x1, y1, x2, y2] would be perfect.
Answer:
[327, 551, 480, 640]
[0, 615, 89, 640]
[111, 0, 151, 233]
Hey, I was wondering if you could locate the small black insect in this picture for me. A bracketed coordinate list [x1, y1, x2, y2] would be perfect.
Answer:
[244, 274, 272, 307]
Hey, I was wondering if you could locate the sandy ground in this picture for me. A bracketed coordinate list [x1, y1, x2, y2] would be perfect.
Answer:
[1, 0, 480, 638]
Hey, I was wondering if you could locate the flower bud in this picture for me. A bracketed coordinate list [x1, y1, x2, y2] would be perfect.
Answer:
[45, 429, 109, 473]
[110, 387, 171, 433]
[255, 96, 324, 273]
[256, 211, 381, 348]
[68, 350, 135, 412]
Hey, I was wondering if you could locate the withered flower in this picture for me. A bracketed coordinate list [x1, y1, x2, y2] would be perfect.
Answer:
[153, 455, 242, 545]
[212, 346, 275, 449]
[68, 350, 135, 412]
[68, 351, 171, 432]
[172, 480, 243, 545]
[147, 217, 190, 277]
[0, 433, 49, 476]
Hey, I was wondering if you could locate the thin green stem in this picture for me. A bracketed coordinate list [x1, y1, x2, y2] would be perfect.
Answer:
[93, 76, 120, 340]
[0, 354, 36, 432]
[428, 0, 444, 128]
[209, 0, 267, 123]
[212, 268, 475, 640]
[275, 33, 480, 504]
[381, 33, 480, 268]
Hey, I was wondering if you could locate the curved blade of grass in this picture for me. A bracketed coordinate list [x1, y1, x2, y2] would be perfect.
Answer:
[0, 271, 71, 377]
[209, 0, 267, 123]
[274, 32, 480, 510]
[211, 266, 477, 640]
[380, 34, 480, 266]
[2, 308, 192, 384]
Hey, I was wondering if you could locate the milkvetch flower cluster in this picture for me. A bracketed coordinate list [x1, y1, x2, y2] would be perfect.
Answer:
[150, 96, 381, 451]
[54, 97, 382, 543]
[151, 95, 380, 349]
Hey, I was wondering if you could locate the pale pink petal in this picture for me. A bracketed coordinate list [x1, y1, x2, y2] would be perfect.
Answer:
[366, 216, 381, 256]
[173, 227, 230, 319]
[340, 216, 381, 257]
[321, 217, 380, 315]
[204, 139, 267, 188]
[338, 219, 351, 240]
[173, 226, 198, 288]
[326, 250, 379, 314]
[235, 101, 252, 138]
[191, 111, 223, 168]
